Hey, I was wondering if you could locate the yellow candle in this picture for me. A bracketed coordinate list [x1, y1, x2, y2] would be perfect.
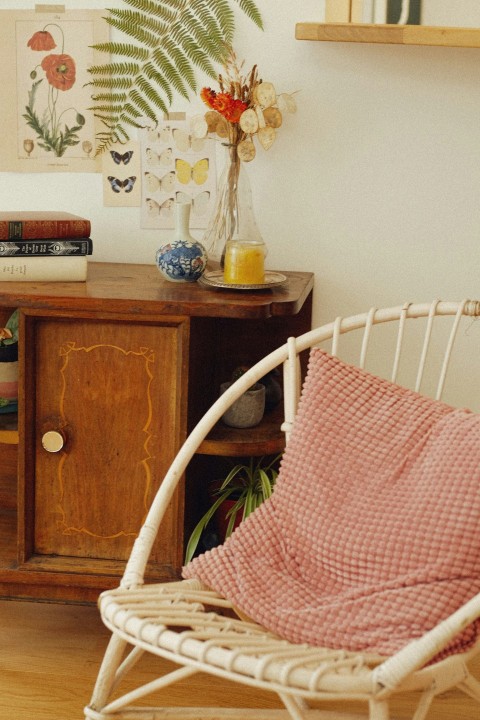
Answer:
[224, 240, 265, 284]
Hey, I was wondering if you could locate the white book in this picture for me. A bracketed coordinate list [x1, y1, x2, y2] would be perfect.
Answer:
[0, 256, 88, 282]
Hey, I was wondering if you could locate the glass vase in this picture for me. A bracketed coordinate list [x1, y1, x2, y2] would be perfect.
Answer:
[203, 143, 265, 266]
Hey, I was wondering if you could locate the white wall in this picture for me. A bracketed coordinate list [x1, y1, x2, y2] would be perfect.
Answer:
[1, 0, 480, 333]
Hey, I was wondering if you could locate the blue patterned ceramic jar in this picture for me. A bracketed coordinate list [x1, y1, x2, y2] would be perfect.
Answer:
[156, 200, 208, 282]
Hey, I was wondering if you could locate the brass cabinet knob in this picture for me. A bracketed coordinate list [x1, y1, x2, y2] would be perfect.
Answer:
[41, 430, 65, 453]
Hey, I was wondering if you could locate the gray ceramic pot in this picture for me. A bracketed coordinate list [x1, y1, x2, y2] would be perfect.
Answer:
[220, 381, 265, 428]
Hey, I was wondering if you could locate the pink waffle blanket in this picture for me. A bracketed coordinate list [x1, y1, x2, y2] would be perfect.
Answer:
[183, 349, 480, 657]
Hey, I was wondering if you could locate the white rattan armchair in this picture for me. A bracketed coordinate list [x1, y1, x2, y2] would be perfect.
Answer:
[85, 300, 480, 720]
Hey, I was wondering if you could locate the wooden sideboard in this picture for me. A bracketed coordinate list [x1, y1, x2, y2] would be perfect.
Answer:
[0, 262, 313, 602]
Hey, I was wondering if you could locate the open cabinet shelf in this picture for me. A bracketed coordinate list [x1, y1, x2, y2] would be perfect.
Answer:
[295, 22, 480, 48]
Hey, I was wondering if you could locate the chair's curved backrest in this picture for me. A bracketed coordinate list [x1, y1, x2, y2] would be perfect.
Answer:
[122, 299, 480, 588]
[281, 299, 480, 443]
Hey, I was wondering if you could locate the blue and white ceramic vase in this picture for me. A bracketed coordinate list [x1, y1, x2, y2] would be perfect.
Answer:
[156, 200, 207, 282]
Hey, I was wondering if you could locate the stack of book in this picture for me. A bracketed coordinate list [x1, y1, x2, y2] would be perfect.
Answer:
[0, 212, 92, 282]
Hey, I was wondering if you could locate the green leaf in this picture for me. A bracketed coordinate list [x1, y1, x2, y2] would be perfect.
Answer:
[89, 0, 263, 151]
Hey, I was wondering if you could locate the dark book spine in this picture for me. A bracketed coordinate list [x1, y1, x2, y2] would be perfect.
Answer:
[0, 239, 93, 257]
[0, 219, 91, 240]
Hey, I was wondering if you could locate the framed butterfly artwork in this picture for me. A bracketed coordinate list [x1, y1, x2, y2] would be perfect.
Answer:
[140, 116, 217, 229]
[102, 142, 141, 207]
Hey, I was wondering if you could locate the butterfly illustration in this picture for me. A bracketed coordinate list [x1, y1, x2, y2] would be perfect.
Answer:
[110, 150, 134, 165]
[146, 146, 173, 166]
[146, 197, 174, 219]
[175, 158, 209, 186]
[147, 126, 173, 144]
[144, 170, 176, 194]
[175, 190, 211, 216]
[172, 128, 205, 153]
[108, 176, 137, 193]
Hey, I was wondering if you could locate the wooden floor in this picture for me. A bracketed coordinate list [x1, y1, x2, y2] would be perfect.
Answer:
[0, 599, 479, 720]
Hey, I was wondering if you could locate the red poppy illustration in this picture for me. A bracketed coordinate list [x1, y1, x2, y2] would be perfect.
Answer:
[24, 24, 86, 157]
[41, 53, 76, 91]
[27, 30, 56, 51]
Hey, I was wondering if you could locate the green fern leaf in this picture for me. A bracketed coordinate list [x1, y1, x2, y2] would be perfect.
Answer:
[104, 15, 159, 48]
[170, 25, 216, 77]
[163, 38, 196, 91]
[232, 0, 263, 29]
[137, 76, 170, 114]
[151, 48, 189, 98]
[89, 0, 263, 152]
[143, 62, 173, 104]
[90, 42, 149, 61]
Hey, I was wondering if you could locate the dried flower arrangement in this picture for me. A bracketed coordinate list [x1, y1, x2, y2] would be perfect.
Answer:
[197, 49, 297, 162]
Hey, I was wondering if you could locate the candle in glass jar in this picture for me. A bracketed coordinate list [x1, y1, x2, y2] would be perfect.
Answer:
[224, 240, 265, 284]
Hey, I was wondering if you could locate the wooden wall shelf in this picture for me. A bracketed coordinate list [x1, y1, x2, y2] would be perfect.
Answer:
[295, 22, 480, 48]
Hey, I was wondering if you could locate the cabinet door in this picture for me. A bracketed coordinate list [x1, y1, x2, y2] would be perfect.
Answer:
[20, 314, 188, 578]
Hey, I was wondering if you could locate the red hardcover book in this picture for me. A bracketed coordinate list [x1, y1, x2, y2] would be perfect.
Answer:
[0, 212, 91, 240]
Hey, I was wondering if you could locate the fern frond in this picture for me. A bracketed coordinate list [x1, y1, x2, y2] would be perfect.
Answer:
[86, 77, 133, 90]
[90, 0, 263, 151]
[88, 62, 140, 76]
[108, 8, 168, 37]
[89, 104, 125, 114]
[137, 76, 170, 115]
[151, 48, 189, 98]
[104, 16, 159, 48]
[171, 25, 216, 77]
[181, 8, 226, 64]
[202, 0, 235, 41]
[233, 0, 263, 29]
[122, 103, 143, 120]
[129, 88, 158, 123]
[90, 42, 149, 61]
[121, 0, 181, 21]
[143, 62, 173, 104]
[163, 38, 196, 91]
[91, 92, 127, 102]
[191, 0, 232, 47]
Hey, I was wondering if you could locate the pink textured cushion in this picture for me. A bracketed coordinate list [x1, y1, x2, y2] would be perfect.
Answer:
[183, 350, 480, 656]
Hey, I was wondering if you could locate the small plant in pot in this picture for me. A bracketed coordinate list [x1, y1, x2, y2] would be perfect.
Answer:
[185, 454, 281, 563]
[0, 309, 19, 413]
[220, 366, 266, 429]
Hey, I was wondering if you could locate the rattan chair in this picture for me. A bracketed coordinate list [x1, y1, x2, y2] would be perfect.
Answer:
[85, 300, 480, 720]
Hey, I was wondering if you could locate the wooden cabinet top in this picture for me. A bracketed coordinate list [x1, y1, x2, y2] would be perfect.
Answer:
[0, 262, 314, 320]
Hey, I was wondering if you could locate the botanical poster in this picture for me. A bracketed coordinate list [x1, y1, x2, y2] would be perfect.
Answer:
[0, 9, 108, 173]
[140, 117, 217, 229]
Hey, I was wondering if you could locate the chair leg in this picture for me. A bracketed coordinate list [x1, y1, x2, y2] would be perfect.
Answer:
[85, 633, 129, 717]
[279, 692, 309, 719]
[368, 699, 390, 720]
[458, 672, 480, 702]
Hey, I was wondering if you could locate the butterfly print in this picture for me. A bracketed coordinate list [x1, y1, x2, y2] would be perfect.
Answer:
[175, 190, 211, 216]
[110, 150, 134, 165]
[144, 170, 176, 194]
[108, 176, 137, 193]
[175, 158, 209, 185]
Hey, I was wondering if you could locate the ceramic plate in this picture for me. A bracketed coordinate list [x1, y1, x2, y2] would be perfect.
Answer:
[199, 271, 287, 291]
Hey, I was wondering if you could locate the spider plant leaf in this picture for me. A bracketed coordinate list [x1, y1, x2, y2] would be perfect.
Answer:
[184, 490, 231, 563]
[258, 468, 274, 499]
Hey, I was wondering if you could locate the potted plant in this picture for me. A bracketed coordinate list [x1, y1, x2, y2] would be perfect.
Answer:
[185, 454, 280, 563]
[87, 0, 263, 152]
[0, 309, 19, 413]
[220, 365, 265, 428]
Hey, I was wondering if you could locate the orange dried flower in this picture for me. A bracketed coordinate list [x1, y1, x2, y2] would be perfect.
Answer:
[224, 98, 248, 123]
[200, 87, 217, 109]
[212, 92, 235, 117]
